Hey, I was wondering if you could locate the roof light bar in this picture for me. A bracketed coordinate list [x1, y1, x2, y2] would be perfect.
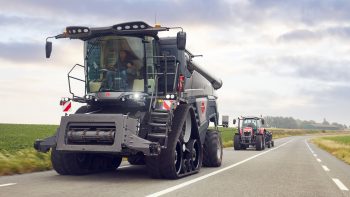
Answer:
[66, 26, 90, 36]
[112, 21, 151, 31]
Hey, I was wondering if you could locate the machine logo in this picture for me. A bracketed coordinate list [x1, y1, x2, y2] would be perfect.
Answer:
[201, 101, 206, 113]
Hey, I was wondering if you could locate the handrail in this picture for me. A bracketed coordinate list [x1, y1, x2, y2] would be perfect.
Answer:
[68, 64, 85, 99]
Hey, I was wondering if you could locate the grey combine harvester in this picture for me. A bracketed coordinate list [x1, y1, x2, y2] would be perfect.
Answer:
[34, 21, 223, 179]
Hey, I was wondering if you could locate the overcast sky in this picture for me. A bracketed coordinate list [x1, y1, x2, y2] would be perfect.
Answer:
[0, 0, 349, 125]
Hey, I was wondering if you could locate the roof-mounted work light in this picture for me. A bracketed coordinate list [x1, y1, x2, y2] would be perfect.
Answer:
[112, 21, 151, 31]
[65, 26, 90, 37]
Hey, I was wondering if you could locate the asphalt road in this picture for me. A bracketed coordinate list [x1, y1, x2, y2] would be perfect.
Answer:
[1, 136, 350, 197]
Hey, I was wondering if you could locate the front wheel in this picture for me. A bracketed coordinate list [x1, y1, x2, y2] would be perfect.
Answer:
[203, 130, 223, 167]
[234, 134, 241, 150]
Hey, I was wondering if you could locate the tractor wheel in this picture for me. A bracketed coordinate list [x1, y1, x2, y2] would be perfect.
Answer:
[234, 134, 241, 150]
[51, 147, 93, 175]
[128, 153, 145, 165]
[267, 141, 271, 148]
[255, 135, 263, 151]
[203, 130, 223, 167]
[262, 135, 266, 150]
[271, 141, 275, 147]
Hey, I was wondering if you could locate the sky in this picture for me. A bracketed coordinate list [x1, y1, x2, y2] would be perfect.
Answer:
[0, 0, 349, 126]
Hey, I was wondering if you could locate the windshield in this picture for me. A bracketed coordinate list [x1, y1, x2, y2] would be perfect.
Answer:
[85, 36, 155, 93]
[240, 119, 257, 129]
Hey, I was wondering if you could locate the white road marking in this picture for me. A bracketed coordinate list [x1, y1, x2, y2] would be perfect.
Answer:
[305, 140, 349, 192]
[332, 178, 349, 191]
[313, 154, 317, 157]
[0, 183, 17, 187]
[305, 140, 314, 153]
[322, 165, 330, 172]
[146, 139, 293, 197]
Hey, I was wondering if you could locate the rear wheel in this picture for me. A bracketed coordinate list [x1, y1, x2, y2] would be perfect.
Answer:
[271, 141, 275, 147]
[234, 134, 241, 150]
[262, 135, 266, 150]
[255, 135, 263, 151]
[203, 130, 223, 167]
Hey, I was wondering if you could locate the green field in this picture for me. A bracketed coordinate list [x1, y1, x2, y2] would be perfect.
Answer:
[319, 135, 350, 145]
[0, 124, 57, 153]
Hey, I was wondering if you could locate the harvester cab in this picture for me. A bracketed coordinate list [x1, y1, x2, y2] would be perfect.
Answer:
[233, 116, 274, 151]
[35, 21, 223, 179]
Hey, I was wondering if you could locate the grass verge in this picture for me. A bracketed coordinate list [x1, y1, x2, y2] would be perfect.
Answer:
[0, 124, 56, 175]
[312, 135, 350, 165]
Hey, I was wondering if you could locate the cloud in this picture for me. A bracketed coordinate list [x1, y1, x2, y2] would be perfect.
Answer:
[278, 26, 350, 42]
[278, 29, 322, 42]
[0, 0, 233, 27]
[248, 0, 350, 25]
[277, 56, 350, 82]
[0, 42, 43, 63]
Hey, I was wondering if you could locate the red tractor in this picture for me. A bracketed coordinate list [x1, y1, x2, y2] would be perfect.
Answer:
[233, 116, 274, 151]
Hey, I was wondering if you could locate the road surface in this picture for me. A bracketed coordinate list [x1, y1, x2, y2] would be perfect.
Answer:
[1, 136, 349, 197]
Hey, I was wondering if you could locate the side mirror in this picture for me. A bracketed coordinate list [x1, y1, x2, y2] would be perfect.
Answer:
[177, 31, 186, 50]
[261, 119, 265, 125]
[233, 119, 236, 125]
[46, 41, 52, 58]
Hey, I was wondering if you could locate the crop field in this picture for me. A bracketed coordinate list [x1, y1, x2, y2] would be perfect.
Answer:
[319, 135, 350, 145]
[312, 135, 350, 165]
[0, 124, 56, 175]
[0, 124, 57, 153]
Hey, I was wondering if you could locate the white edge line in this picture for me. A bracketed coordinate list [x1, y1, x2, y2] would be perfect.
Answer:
[332, 178, 349, 191]
[313, 154, 317, 157]
[306, 140, 349, 192]
[0, 183, 17, 187]
[305, 139, 314, 153]
[146, 139, 293, 197]
[322, 165, 330, 172]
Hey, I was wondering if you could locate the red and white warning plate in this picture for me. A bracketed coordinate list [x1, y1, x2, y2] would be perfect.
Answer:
[61, 100, 72, 113]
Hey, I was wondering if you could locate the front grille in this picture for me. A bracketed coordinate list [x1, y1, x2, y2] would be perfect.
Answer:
[66, 122, 116, 145]
[244, 131, 251, 136]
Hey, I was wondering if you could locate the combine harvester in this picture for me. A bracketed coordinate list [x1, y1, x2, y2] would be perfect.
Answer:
[34, 21, 223, 179]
